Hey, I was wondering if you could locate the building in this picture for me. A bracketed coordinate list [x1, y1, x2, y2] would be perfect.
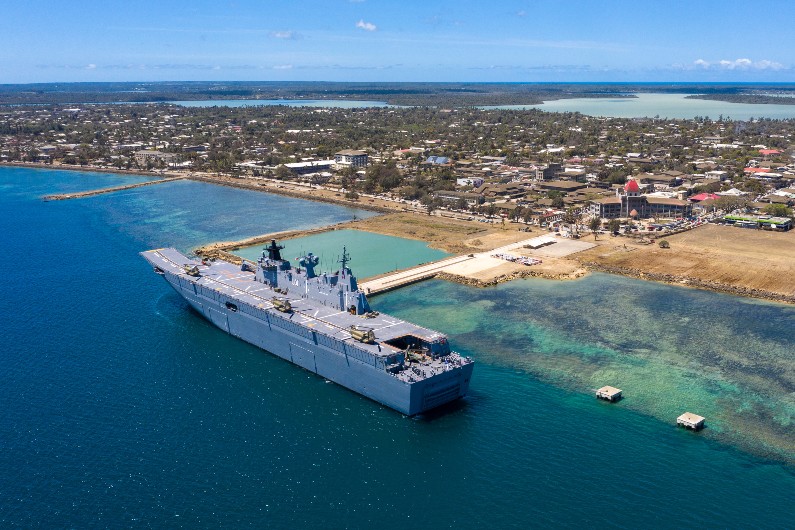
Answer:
[723, 214, 792, 231]
[433, 190, 482, 206]
[283, 160, 336, 175]
[536, 181, 588, 193]
[590, 178, 692, 219]
[134, 150, 177, 167]
[334, 149, 368, 168]
[535, 163, 562, 181]
[456, 177, 484, 188]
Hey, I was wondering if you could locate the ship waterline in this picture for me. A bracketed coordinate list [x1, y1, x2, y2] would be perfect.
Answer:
[142, 243, 473, 415]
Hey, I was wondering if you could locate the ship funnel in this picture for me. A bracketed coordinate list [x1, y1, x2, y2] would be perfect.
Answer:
[264, 239, 284, 261]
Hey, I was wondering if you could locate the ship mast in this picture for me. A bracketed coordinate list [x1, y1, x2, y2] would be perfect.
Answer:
[339, 246, 351, 275]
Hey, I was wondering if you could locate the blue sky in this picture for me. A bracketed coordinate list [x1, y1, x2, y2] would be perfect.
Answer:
[3, 0, 795, 83]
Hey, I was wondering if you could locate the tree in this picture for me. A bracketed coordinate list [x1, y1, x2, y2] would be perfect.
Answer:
[589, 216, 602, 240]
[762, 203, 793, 218]
[275, 164, 294, 180]
[364, 161, 402, 192]
[562, 207, 583, 236]
[659, 239, 670, 249]
[714, 195, 750, 213]
[607, 218, 621, 234]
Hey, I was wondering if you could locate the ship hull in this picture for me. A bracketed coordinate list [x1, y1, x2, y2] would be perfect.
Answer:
[160, 270, 472, 415]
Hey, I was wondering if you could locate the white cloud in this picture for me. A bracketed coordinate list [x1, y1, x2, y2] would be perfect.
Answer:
[270, 30, 300, 40]
[85, 63, 97, 70]
[356, 19, 377, 31]
[693, 58, 785, 70]
[273, 64, 293, 70]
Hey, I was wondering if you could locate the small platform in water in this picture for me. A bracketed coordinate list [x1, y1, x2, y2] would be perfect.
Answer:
[677, 412, 705, 431]
[596, 386, 622, 402]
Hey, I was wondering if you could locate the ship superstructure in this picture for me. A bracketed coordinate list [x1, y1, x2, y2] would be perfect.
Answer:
[142, 240, 473, 415]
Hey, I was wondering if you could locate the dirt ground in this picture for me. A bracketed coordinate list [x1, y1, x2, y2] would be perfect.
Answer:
[574, 224, 795, 296]
[336, 214, 537, 254]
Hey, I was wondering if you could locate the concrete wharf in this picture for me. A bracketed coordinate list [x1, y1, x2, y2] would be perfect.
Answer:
[360, 236, 564, 295]
[42, 176, 184, 201]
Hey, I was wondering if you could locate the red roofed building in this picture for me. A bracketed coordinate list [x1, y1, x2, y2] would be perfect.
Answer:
[624, 178, 641, 193]
[744, 167, 771, 173]
[590, 177, 692, 219]
[759, 149, 781, 156]
[688, 192, 721, 203]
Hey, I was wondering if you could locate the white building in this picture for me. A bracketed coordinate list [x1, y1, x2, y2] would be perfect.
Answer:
[334, 150, 368, 168]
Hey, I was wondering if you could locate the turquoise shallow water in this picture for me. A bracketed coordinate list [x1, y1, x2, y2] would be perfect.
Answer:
[483, 93, 795, 120]
[1, 166, 794, 527]
[236, 229, 450, 280]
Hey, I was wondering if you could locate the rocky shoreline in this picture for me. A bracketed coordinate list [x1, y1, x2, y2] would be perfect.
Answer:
[583, 262, 795, 305]
[436, 267, 589, 289]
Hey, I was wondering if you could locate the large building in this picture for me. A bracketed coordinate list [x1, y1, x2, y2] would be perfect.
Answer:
[134, 149, 177, 167]
[590, 178, 692, 219]
[334, 149, 368, 168]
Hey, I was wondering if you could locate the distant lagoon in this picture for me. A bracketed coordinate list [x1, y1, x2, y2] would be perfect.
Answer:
[482, 93, 795, 120]
[169, 94, 795, 119]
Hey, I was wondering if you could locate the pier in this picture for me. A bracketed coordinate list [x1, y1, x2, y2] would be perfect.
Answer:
[359, 255, 475, 294]
[42, 176, 185, 201]
[359, 236, 587, 295]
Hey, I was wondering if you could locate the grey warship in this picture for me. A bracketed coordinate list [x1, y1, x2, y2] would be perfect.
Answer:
[142, 240, 473, 415]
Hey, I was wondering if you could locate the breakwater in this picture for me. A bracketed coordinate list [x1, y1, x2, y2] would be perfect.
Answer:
[194, 223, 350, 258]
[42, 176, 184, 201]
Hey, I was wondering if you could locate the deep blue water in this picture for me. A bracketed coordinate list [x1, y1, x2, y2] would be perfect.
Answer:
[1, 167, 794, 528]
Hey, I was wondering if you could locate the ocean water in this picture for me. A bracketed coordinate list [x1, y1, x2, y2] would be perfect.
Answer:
[484, 93, 795, 120]
[1, 166, 794, 527]
[236, 229, 450, 280]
